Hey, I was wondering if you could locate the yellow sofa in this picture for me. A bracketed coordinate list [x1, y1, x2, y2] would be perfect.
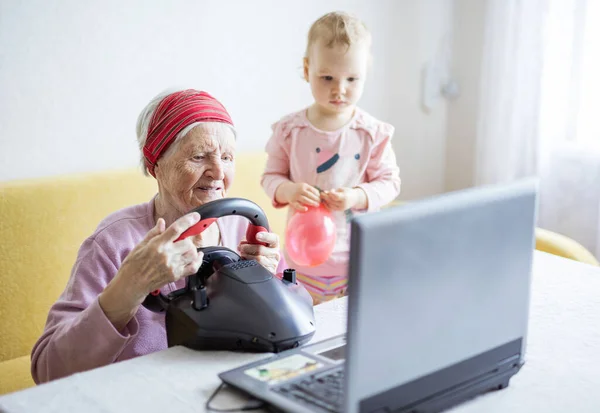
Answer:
[535, 227, 599, 266]
[3, 155, 598, 396]
[0, 152, 287, 396]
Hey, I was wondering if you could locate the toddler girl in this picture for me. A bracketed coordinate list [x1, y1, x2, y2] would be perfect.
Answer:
[261, 11, 401, 304]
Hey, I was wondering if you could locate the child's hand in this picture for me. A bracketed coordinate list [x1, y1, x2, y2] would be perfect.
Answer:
[321, 187, 367, 211]
[276, 182, 321, 212]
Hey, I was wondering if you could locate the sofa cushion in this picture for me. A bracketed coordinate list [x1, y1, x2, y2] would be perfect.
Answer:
[0, 355, 35, 395]
[0, 168, 158, 362]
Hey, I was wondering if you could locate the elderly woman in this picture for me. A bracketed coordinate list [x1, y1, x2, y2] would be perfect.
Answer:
[31, 89, 294, 383]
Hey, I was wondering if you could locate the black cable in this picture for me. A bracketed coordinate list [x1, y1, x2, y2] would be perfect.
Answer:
[206, 382, 267, 412]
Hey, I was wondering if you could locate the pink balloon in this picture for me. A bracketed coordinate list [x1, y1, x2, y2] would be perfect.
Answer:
[285, 204, 337, 268]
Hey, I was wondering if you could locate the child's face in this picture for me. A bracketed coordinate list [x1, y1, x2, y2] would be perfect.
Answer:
[304, 41, 369, 116]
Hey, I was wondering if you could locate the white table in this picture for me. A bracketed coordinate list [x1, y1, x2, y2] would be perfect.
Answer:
[1, 251, 599, 412]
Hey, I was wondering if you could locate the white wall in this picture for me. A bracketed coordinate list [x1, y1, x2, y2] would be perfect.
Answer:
[386, 0, 453, 200]
[445, 0, 487, 192]
[0, 0, 452, 201]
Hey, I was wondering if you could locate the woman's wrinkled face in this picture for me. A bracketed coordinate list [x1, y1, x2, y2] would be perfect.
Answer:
[154, 122, 236, 215]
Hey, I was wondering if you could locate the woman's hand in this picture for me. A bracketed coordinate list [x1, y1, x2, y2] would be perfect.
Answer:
[238, 231, 281, 275]
[275, 182, 321, 212]
[121, 212, 205, 294]
[99, 212, 204, 331]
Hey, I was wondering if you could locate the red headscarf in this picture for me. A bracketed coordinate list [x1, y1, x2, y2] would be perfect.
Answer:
[143, 89, 234, 177]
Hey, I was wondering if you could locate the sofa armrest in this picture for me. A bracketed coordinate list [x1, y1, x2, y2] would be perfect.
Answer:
[0, 355, 35, 396]
[535, 227, 600, 266]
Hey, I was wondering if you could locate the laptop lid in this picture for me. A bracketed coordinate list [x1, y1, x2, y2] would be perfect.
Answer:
[343, 179, 537, 412]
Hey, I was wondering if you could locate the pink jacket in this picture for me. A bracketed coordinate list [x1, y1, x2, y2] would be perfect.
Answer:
[261, 108, 401, 277]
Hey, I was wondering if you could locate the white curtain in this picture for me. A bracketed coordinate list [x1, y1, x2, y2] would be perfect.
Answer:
[475, 0, 600, 258]
[474, 0, 547, 186]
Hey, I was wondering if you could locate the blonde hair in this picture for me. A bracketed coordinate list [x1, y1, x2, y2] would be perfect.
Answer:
[305, 11, 371, 57]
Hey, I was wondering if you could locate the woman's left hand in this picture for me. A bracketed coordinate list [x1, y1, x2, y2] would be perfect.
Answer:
[238, 231, 281, 274]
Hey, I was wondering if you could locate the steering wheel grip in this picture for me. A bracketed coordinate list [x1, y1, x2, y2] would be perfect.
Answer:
[176, 198, 270, 246]
[143, 198, 271, 311]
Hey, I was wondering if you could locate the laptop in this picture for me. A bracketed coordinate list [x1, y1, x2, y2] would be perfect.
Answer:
[219, 180, 538, 413]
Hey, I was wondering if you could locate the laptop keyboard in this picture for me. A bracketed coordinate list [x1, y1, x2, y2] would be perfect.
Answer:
[274, 367, 344, 412]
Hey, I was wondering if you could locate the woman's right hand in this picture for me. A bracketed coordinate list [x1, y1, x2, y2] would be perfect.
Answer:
[276, 182, 321, 212]
[121, 212, 204, 296]
[99, 213, 204, 331]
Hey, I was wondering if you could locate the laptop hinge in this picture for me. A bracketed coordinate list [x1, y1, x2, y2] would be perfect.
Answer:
[359, 338, 523, 413]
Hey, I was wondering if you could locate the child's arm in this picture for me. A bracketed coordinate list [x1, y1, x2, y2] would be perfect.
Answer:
[261, 132, 292, 208]
[275, 182, 320, 212]
[261, 124, 320, 211]
[355, 124, 401, 211]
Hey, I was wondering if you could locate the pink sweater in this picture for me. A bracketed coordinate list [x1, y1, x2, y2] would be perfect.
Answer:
[261, 108, 401, 277]
[31, 199, 287, 384]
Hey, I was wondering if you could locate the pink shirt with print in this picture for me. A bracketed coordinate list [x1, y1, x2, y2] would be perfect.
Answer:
[261, 108, 401, 278]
